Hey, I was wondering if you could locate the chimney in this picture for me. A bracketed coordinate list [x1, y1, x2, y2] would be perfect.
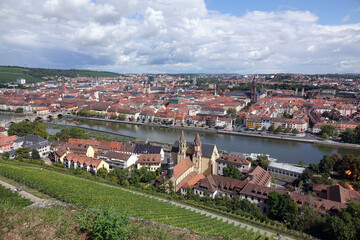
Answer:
[249, 172, 254, 181]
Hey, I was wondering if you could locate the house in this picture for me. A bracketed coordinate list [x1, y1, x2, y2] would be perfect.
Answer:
[136, 153, 162, 171]
[216, 155, 251, 175]
[64, 153, 109, 173]
[97, 151, 137, 170]
[0, 127, 8, 136]
[243, 166, 272, 187]
[134, 144, 164, 161]
[0, 133, 17, 153]
[49, 147, 69, 164]
[11, 134, 51, 158]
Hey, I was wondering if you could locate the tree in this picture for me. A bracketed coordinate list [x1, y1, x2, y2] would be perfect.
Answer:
[141, 171, 156, 183]
[223, 165, 243, 180]
[340, 128, 357, 143]
[284, 128, 291, 133]
[226, 108, 237, 118]
[322, 111, 330, 118]
[275, 126, 282, 134]
[235, 118, 242, 126]
[298, 159, 305, 167]
[262, 126, 266, 131]
[320, 125, 336, 137]
[31, 149, 40, 159]
[2, 152, 10, 160]
[110, 114, 117, 119]
[256, 155, 270, 170]
[322, 133, 329, 139]
[268, 191, 299, 226]
[292, 128, 299, 134]
[14, 147, 31, 160]
[15, 107, 23, 113]
[319, 155, 334, 174]
[268, 125, 275, 132]
[96, 168, 108, 179]
[118, 114, 126, 121]
[33, 122, 48, 138]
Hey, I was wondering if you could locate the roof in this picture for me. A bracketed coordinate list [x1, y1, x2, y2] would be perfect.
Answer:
[176, 171, 198, 190]
[327, 185, 360, 203]
[268, 162, 305, 174]
[134, 144, 162, 154]
[99, 151, 131, 161]
[137, 154, 161, 164]
[65, 153, 105, 168]
[193, 174, 247, 194]
[240, 183, 285, 200]
[245, 166, 271, 186]
[173, 157, 194, 179]
[216, 155, 250, 166]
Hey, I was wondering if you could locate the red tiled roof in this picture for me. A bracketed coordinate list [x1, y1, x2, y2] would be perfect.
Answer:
[173, 157, 193, 179]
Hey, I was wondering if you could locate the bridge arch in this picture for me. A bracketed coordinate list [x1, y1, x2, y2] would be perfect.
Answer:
[35, 116, 44, 122]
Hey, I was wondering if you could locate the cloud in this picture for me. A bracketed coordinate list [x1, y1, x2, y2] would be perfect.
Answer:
[0, 0, 359, 73]
[342, 14, 350, 22]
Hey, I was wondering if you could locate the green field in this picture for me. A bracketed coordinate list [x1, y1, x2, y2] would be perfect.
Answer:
[0, 163, 269, 239]
[0, 66, 119, 83]
[0, 184, 32, 207]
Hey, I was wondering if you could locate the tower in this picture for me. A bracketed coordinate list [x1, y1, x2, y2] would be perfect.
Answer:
[177, 131, 187, 164]
[193, 133, 202, 173]
[62, 77, 66, 96]
[251, 79, 257, 102]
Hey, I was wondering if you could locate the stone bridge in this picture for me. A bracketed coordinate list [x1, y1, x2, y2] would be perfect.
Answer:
[0, 111, 71, 128]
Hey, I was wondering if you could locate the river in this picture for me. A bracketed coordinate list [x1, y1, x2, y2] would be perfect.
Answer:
[50, 118, 360, 165]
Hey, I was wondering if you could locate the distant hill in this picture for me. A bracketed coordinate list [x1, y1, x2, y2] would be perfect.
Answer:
[0, 66, 119, 83]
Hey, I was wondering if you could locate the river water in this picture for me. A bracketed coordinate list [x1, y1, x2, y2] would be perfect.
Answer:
[50, 118, 360, 165]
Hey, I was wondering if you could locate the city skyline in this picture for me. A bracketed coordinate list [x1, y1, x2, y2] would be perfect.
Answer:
[0, 0, 359, 74]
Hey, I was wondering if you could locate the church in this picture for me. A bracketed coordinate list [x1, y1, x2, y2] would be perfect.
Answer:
[171, 132, 219, 176]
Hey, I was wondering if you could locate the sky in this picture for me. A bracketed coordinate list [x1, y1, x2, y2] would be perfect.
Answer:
[0, 0, 359, 74]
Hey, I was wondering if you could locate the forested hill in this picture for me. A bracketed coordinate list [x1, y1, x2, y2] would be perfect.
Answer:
[0, 66, 119, 83]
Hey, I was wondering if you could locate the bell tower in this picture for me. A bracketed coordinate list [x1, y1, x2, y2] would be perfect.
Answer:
[177, 131, 187, 164]
[193, 133, 202, 173]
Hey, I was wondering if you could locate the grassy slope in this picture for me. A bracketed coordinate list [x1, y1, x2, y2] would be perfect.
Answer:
[0, 66, 119, 83]
[0, 163, 267, 239]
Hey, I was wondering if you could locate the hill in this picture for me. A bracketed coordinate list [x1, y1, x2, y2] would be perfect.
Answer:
[0, 66, 119, 83]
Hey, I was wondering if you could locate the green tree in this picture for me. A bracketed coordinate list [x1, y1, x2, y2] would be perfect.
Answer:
[14, 147, 31, 160]
[275, 126, 282, 134]
[298, 159, 305, 167]
[96, 168, 108, 179]
[33, 122, 48, 138]
[31, 149, 40, 159]
[262, 126, 266, 131]
[340, 128, 357, 143]
[110, 114, 117, 119]
[15, 107, 23, 113]
[322, 132, 329, 139]
[2, 152, 10, 160]
[319, 155, 334, 174]
[268, 191, 299, 226]
[223, 165, 243, 180]
[284, 128, 291, 133]
[235, 118, 242, 126]
[118, 114, 126, 121]
[256, 155, 270, 170]
[268, 125, 275, 132]
[320, 125, 336, 137]
[141, 171, 156, 183]
[292, 128, 299, 134]
[226, 108, 236, 118]
[322, 111, 330, 118]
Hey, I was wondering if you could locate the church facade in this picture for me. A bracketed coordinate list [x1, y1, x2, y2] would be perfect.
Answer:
[171, 132, 219, 176]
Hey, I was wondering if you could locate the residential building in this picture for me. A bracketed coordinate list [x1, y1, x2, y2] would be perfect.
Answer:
[136, 153, 162, 171]
[267, 162, 305, 179]
[216, 155, 251, 175]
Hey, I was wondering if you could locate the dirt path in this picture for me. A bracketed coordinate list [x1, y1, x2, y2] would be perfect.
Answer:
[0, 179, 68, 209]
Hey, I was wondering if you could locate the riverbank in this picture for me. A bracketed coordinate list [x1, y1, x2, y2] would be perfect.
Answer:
[63, 116, 360, 149]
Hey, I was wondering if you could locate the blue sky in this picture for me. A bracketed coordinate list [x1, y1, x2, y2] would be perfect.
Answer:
[0, 0, 359, 73]
[206, 0, 360, 25]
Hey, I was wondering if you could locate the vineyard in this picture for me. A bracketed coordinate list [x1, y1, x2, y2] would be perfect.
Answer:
[0, 163, 272, 239]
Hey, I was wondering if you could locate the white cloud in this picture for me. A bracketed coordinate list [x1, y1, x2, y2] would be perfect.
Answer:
[0, 0, 359, 73]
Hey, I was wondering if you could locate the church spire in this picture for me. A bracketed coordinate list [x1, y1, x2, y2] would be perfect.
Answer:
[194, 133, 201, 146]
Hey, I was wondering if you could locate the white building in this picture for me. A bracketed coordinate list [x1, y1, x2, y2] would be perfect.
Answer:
[267, 162, 305, 179]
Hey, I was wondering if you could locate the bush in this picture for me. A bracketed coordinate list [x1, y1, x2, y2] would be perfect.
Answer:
[78, 207, 130, 240]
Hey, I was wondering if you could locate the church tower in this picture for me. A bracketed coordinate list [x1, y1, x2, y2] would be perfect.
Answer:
[251, 79, 257, 102]
[193, 133, 202, 173]
[177, 131, 187, 164]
